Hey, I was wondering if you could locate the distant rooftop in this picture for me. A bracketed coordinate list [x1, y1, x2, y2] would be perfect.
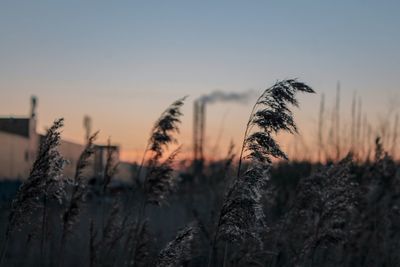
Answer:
[0, 117, 31, 138]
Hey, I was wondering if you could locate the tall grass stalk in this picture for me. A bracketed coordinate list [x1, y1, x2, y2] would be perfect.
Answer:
[100, 139, 119, 239]
[318, 93, 325, 162]
[58, 132, 98, 267]
[131, 97, 186, 266]
[208, 79, 314, 267]
[0, 118, 65, 266]
[335, 82, 341, 161]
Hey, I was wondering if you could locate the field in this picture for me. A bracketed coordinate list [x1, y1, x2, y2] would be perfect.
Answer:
[0, 80, 399, 267]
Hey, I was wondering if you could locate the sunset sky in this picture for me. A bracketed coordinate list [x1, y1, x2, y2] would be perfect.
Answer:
[1, 1, 399, 162]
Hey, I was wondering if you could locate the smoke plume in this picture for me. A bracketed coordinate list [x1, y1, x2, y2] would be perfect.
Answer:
[198, 90, 256, 105]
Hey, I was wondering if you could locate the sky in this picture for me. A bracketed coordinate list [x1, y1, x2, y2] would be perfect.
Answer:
[1, 1, 400, 162]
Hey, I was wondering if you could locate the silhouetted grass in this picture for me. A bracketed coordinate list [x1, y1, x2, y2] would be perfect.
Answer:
[1, 81, 400, 267]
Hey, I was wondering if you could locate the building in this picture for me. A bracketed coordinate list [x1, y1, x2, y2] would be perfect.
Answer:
[0, 97, 133, 183]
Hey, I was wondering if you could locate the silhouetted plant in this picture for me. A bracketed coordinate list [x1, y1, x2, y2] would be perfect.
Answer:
[155, 223, 198, 267]
[100, 201, 127, 266]
[62, 132, 98, 235]
[218, 164, 267, 244]
[1, 118, 66, 265]
[343, 138, 400, 267]
[131, 97, 186, 267]
[238, 79, 315, 169]
[59, 132, 98, 265]
[131, 220, 153, 267]
[140, 97, 186, 206]
[103, 139, 119, 194]
[209, 80, 314, 266]
[291, 155, 358, 266]
[5, 82, 400, 267]
[100, 139, 119, 243]
[9, 118, 66, 231]
[146, 147, 181, 205]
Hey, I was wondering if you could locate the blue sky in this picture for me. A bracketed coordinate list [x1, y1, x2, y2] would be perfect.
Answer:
[1, 1, 399, 161]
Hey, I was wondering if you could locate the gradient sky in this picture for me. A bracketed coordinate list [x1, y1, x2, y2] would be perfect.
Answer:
[1, 1, 400, 162]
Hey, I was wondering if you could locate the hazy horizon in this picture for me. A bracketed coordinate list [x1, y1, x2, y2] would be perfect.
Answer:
[1, 1, 399, 162]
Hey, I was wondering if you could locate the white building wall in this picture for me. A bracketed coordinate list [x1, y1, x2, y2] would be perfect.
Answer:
[0, 132, 34, 180]
[0, 131, 133, 183]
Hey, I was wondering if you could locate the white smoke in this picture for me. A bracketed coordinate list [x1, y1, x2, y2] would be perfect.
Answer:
[199, 90, 257, 105]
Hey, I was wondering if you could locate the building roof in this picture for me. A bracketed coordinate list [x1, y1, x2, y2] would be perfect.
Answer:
[0, 117, 31, 138]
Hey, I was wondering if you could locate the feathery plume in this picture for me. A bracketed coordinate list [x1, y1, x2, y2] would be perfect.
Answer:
[156, 223, 198, 267]
[57, 132, 98, 267]
[219, 80, 314, 243]
[131, 98, 186, 267]
[146, 147, 181, 205]
[140, 97, 186, 205]
[8, 118, 66, 232]
[241, 79, 315, 166]
[148, 97, 186, 161]
[218, 164, 267, 243]
[292, 155, 358, 265]
[0, 119, 66, 266]
[62, 132, 98, 235]
[206, 80, 314, 267]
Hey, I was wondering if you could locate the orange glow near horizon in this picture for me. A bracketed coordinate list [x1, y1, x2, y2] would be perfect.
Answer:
[1, 1, 400, 163]
[3, 89, 399, 164]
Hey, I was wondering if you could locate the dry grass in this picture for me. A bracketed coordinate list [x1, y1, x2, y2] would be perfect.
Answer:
[1, 80, 400, 267]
